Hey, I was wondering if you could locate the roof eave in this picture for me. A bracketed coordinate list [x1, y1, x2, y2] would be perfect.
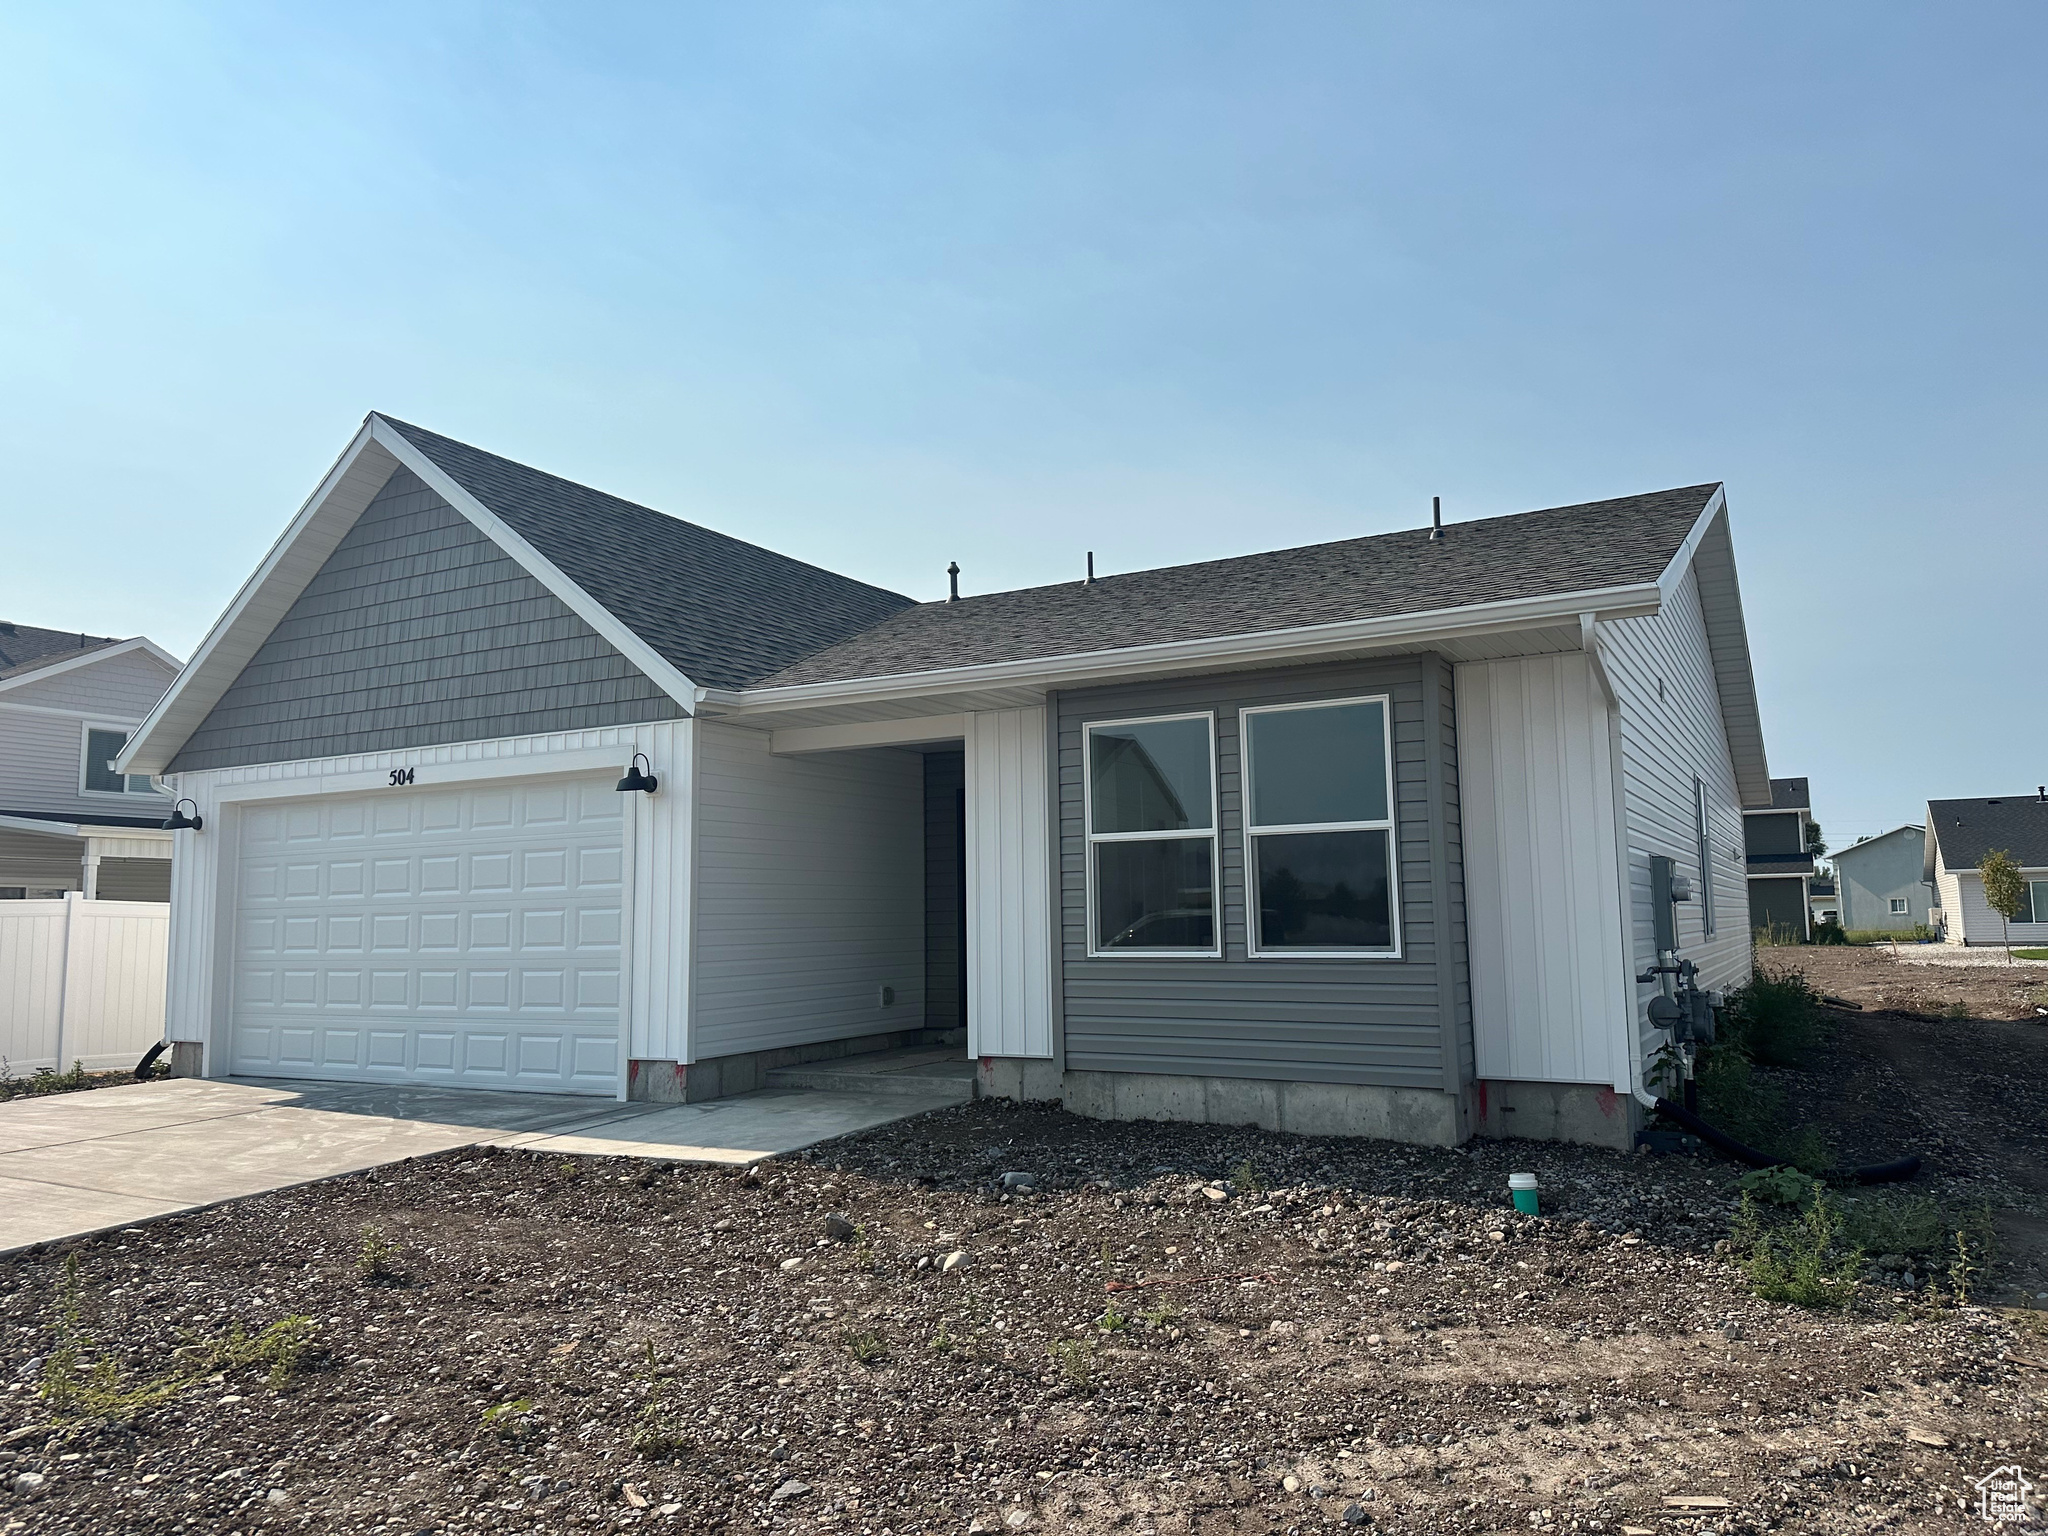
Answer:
[702, 579, 1666, 716]
[0, 636, 181, 697]
[1664, 490, 1772, 809]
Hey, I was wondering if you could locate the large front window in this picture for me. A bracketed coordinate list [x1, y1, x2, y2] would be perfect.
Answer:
[1085, 713, 1217, 954]
[1242, 696, 1397, 956]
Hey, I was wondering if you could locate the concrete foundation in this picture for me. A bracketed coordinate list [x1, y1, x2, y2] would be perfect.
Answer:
[1056, 1069, 1471, 1148]
[676, 1029, 934, 1103]
[1472, 1079, 1638, 1152]
[977, 1056, 1062, 1102]
[169, 1042, 204, 1079]
[626, 1060, 687, 1103]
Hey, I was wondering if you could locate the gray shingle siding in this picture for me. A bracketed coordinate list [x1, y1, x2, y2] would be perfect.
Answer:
[167, 468, 683, 773]
[1055, 656, 1470, 1090]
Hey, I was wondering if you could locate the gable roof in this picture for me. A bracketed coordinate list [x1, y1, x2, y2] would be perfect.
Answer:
[1832, 823, 1924, 864]
[1926, 795, 2048, 874]
[0, 629, 180, 695]
[375, 418, 915, 689]
[755, 484, 1723, 687]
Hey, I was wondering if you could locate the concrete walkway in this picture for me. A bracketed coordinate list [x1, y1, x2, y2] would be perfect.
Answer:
[0, 1076, 964, 1254]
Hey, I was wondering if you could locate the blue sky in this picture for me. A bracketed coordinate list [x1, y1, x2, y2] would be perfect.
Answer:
[2, 3, 2042, 847]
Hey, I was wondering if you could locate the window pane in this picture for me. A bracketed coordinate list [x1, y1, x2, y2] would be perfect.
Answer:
[84, 729, 127, 794]
[2025, 880, 2048, 925]
[1089, 718, 1213, 834]
[1094, 838, 1214, 951]
[1246, 702, 1387, 828]
[1254, 829, 1392, 950]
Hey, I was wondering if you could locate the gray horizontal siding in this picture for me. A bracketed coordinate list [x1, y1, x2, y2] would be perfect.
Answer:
[1056, 655, 1468, 1090]
[168, 468, 683, 773]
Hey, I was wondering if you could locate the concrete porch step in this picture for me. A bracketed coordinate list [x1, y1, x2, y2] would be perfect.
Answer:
[764, 1047, 976, 1100]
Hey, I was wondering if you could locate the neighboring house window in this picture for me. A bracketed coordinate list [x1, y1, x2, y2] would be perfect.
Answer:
[2019, 880, 2048, 924]
[1084, 713, 1218, 955]
[1889, 898, 1909, 915]
[1241, 696, 1398, 956]
[81, 726, 156, 795]
[1693, 777, 1716, 937]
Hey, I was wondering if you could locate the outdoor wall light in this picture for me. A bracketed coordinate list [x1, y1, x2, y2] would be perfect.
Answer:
[615, 753, 659, 795]
[162, 798, 204, 832]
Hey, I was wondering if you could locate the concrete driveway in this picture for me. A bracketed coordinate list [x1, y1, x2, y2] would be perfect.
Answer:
[0, 1075, 965, 1254]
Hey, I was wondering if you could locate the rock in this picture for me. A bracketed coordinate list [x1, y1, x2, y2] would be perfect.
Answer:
[1000, 1172, 1040, 1191]
[770, 1479, 810, 1502]
[1342, 1503, 1372, 1526]
[823, 1214, 857, 1241]
[1282, 1474, 1301, 1492]
[658, 1503, 683, 1516]
[623, 1483, 650, 1508]
[779, 1257, 804, 1272]
[1906, 1428, 1950, 1449]
[1202, 1186, 1229, 1201]
[1005, 1510, 1031, 1530]
[265, 1488, 289, 1505]
[11, 1472, 46, 1494]
[941, 1250, 971, 1273]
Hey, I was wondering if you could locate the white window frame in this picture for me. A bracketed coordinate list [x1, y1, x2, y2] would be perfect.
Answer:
[1082, 710, 1222, 960]
[1888, 897, 1909, 916]
[1240, 694, 1402, 961]
[2025, 878, 2048, 926]
[1693, 776, 1716, 938]
[79, 720, 158, 798]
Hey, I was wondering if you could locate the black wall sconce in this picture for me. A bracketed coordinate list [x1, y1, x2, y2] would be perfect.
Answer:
[615, 752, 659, 795]
[162, 798, 204, 832]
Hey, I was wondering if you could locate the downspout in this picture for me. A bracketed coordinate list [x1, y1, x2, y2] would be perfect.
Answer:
[1580, 614, 1658, 1114]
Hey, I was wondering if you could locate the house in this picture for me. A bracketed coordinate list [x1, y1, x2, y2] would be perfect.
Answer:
[1742, 777, 1814, 940]
[118, 414, 1777, 1150]
[1831, 825, 1935, 933]
[1808, 876, 1837, 925]
[1924, 792, 2048, 947]
[0, 622, 181, 901]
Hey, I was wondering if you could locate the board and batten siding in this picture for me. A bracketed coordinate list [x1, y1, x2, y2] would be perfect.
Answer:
[965, 707, 1055, 1060]
[1055, 656, 1468, 1091]
[1455, 653, 1631, 1088]
[1596, 565, 1752, 1077]
[690, 723, 925, 1060]
[167, 466, 683, 774]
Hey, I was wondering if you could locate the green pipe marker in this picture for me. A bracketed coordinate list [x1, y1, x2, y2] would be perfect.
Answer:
[1508, 1171, 1539, 1215]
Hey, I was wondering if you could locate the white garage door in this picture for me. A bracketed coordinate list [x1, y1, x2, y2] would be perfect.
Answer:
[231, 776, 625, 1095]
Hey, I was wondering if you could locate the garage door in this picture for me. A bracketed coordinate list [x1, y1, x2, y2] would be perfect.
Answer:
[231, 776, 625, 1095]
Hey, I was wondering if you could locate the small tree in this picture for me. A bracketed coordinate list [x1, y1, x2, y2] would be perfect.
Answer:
[1805, 820, 1828, 859]
[1979, 847, 2026, 963]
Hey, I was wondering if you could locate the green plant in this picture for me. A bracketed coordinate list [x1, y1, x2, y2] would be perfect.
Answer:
[1738, 1165, 1819, 1208]
[2012, 949, 2048, 962]
[1948, 1229, 1981, 1306]
[632, 1343, 690, 1459]
[1048, 1337, 1096, 1387]
[356, 1225, 402, 1284]
[842, 1328, 886, 1365]
[928, 1320, 956, 1356]
[1722, 966, 1823, 1065]
[1229, 1159, 1264, 1195]
[1695, 1047, 1832, 1174]
[481, 1398, 538, 1436]
[1730, 1192, 1862, 1310]
[1095, 1299, 1128, 1333]
[1979, 848, 2026, 961]
[1809, 918, 1848, 946]
[1942, 1000, 1972, 1021]
[1138, 1296, 1182, 1329]
[1753, 920, 1803, 948]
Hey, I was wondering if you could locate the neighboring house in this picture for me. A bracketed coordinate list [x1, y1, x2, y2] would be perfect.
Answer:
[1924, 792, 2048, 947]
[1743, 777, 1814, 940]
[1809, 877, 1837, 925]
[1832, 824, 1935, 933]
[0, 622, 181, 900]
[119, 414, 1778, 1150]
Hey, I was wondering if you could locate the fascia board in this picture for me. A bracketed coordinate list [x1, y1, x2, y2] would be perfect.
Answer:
[703, 581, 1665, 716]
[1673, 495, 1773, 809]
[368, 417, 699, 712]
[116, 422, 397, 776]
[0, 814, 83, 840]
[0, 637, 181, 698]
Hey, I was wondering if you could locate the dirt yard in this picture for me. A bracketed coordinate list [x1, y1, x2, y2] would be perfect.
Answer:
[4, 956, 2048, 1535]
[1779, 945, 2048, 1023]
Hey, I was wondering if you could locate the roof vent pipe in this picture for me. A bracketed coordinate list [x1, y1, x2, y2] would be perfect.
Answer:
[1428, 496, 1443, 541]
[2039, 785, 2045, 801]
[1084, 551, 1095, 586]
[946, 562, 960, 603]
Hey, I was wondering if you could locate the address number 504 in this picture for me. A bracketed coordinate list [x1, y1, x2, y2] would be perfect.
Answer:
[387, 768, 415, 787]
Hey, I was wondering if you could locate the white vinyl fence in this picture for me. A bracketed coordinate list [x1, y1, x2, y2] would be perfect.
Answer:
[0, 895, 169, 1075]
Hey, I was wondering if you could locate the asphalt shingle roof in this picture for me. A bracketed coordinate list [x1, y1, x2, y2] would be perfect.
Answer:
[1927, 796, 2048, 870]
[0, 622, 125, 682]
[752, 484, 1721, 687]
[378, 417, 918, 691]
[1767, 777, 1810, 810]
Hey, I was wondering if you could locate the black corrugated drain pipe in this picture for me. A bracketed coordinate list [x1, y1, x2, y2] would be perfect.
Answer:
[1648, 1094, 1922, 1185]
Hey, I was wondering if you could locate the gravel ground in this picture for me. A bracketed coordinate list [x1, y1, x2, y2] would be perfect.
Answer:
[1884, 949, 2048, 971]
[3, 1089, 2045, 1536]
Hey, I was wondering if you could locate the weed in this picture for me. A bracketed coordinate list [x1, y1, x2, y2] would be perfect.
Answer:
[1695, 1048, 1832, 1174]
[1942, 1001, 1972, 1021]
[1738, 1165, 1819, 1208]
[1229, 1159, 1265, 1195]
[1833, 1194, 1993, 1267]
[1729, 1192, 1862, 1310]
[356, 1225, 402, 1284]
[1138, 1296, 1183, 1330]
[1948, 1229, 1981, 1307]
[632, 1343, 690, 1460]
[1048, 1337, 1096, 1387]
[1095, 1300, 1128, 1333]
[0, 1059, 102, 1103]
[842, 1328, 887, 1365]
[553, 1160, 581, 1181]
[1723, 966, 1824, 1065]
[481, 1399, 538, 1436]
[928, 1320, 956, 1356]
